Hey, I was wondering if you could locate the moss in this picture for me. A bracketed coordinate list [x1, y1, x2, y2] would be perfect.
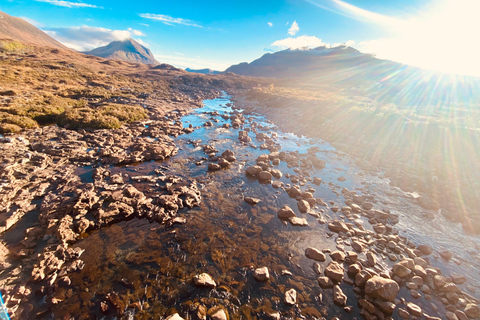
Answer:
[0, 111, 39, 132]
[0, 123, 22, 134]
[57, 104, 147, 130]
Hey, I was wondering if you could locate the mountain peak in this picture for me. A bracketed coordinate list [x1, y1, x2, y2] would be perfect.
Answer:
[83, 38, 159, 65]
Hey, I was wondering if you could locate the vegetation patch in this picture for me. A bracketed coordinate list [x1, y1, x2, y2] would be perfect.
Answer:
[56, 103, 147, 130]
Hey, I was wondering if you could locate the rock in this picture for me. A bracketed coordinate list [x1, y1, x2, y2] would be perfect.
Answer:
[313, 262, 322, 274]
[246, 165, 262, 176]
[258, 171, 272, 181]
[451, 273, 466, 285]
[398, 308, 410, 319]
[254, 267, 270, 281]
[284, 288, 296, 305]
[324, 261, 344, 282]
[288, 217, 308, 226]
[193, 273, 216, 287]
[297, 200, 310, 213]
[333, 285, 347, 306]
[355, 270, 372, 288]
[221, 150, 236, 162]
[351, 240, 365, 252]
[446, 311, 459, 320]
[244, 197, 261, 205]
[313, 177, 322, 185]
[208, 163, 222, 172]
[347, 264, 362, 277]
[218, 158, 230, 168]
[166, 313, 185, 320]
[366, 252, 377, 266]
[365, 276, 399, 302]
[407, 302, 422, 317]
[328, 220, 349, 233]
[393, 263, 412, 278]
[464, 303, 480, 318]
[317, 276, 333, 288]
[305, 248, 326, 262]
[286, 186, 302, 198]
[359, 299, 375, 314]
[330, 250, 346, 262]
[278, 206, 296, 220]
[417, 244, 433, 255]
[208, 308, 228, 320]
[373, 300, 396, 315]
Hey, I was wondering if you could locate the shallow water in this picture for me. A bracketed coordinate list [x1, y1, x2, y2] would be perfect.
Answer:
[45, 95, 480, 319]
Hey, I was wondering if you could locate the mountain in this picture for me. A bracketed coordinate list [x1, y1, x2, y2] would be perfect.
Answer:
[0, 10, 68, 50]
[83, 39, 159, 65]
[185, 67, 220, 75]
[225, 45, 480, 105]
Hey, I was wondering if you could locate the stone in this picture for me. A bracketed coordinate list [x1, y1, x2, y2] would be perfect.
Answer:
[305, 247, 326, 261]
[355, 270, 373, 288]
[351, 240, 366, 252]
[324, 261, 344, 282]
[284, 288, 297, 305]
[347, 263, 362, 277]
[366, 252, 377, 266]
[246, 166, 262, 176]
[297, 200, 310, 213]
[208, 308, 228, 320]
[464, 303, 480, 318]
[244, 197, 261, 205]
[193, 273, 216, 287]
[254, 267, 270, 282]
[328, 220, 349, 233]
[278, 206, 296, 220]
[406, 302, 422, 316]
[365, 276, 400, 302]
[330, 250, 346, 262]
[333, 285, 347, 306]
[317, 276, 333, 288]
[446, 311, 459, 320]
[166, 313, 185, 320]
[398, 308, 410, 319]
[208, 163, 221, 171]
[417, 244, 433, 255]
[258, 171, 272, 181]
[393, 263, 412, 278]
[288, 217, 308, 226]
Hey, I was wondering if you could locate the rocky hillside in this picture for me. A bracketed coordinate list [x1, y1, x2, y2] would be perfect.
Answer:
[83, 38, 159, 65]
[0, 10, 68, 50]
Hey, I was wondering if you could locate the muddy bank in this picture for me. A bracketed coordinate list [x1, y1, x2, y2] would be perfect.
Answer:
[1, 95, 480, 320]
[230, 88, 480, 234]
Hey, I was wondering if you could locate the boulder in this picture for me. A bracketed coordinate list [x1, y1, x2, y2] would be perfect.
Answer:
[278, 206, 296, 219]
[297, 200, 310, 213]
[254, 267, 270, 282]
[328, 220, 349, 233]
[193, 273, 216, 287]
[365, 276, 399, 302]
[324, 261, 344, 282]
[284, 288, 297, 305]
[333, 285, 347, 306]
[305, 247, 326, 262]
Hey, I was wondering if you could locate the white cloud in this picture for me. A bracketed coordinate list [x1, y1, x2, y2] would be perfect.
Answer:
[43, 26, 146, 51]
[139, 23, 150, 27]
[271, 35, 325, 49]
[288, 20, 299, 36]
[128, 28, 145, 36]
[268, 22, 273, 27]
[35, 0, 101, 8]
[174, 52, 184, 56]
[139, 13, 202, 28]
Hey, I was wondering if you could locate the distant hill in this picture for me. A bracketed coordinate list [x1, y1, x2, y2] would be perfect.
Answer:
[83, 38, 159, 65]
[0, 10, 68, 50]
[186, 67, 220, 75]
[226, 45, 480, 105]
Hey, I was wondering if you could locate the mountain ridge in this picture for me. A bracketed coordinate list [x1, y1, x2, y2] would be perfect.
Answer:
[0, 10, 68, 50]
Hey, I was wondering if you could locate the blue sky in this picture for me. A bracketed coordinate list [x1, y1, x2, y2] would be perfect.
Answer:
[1, 0, 479, 76]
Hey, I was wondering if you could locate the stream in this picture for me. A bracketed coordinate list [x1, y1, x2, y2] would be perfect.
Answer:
[46, 94, 480, 319]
